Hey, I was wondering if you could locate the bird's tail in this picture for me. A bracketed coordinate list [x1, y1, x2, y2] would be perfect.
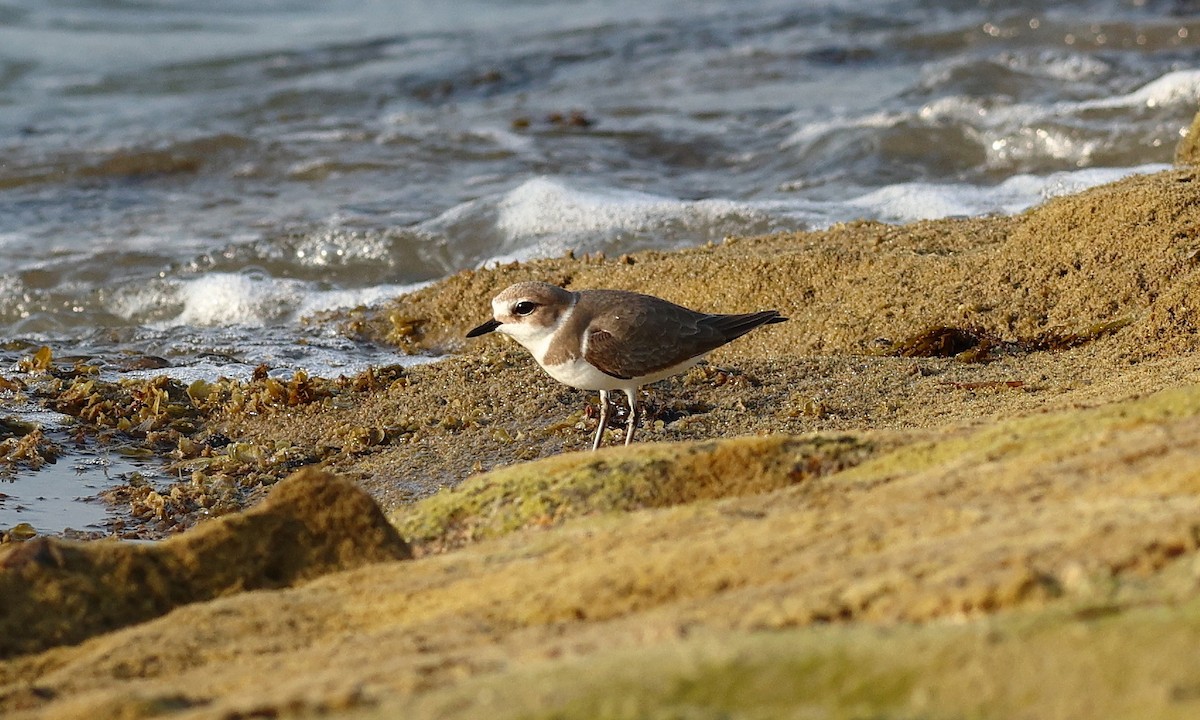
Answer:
[705, 310, 787, 341]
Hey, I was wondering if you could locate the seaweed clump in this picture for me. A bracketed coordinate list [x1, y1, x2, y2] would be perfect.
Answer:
[882, 318, 1134, 363]
[884, 326, 996, 362]
[0, 417, 60, 475]
[27, 351, 409, 536]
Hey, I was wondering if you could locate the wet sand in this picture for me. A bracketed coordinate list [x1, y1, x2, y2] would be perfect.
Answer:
[3, 139, 1200, 717]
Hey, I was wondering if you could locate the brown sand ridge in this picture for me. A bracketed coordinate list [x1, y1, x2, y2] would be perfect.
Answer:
[3, 131, 1200, 717]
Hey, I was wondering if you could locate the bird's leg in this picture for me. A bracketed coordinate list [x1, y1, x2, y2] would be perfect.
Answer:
[591, 390, 610, 451]
[623, 387, 640, 446]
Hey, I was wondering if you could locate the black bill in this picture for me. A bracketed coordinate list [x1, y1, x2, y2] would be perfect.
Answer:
[466, 318, 502, 337]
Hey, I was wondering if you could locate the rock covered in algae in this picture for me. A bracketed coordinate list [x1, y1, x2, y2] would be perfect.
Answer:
[394, 434, 875, 552]
[0, 467, 410, 658]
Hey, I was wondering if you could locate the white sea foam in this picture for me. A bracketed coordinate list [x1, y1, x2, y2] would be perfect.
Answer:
[998, 50, 1111, 83]
[1079, 69, 1200, 110]
[476, 164, 1168, 265]
[924, 69, 1200, 123]
[422, 176, 801, 264]
[294, 281, 427, 318]
[470, 124, 538, 155]
[780, 110, 904, 149]
[174, 274, 297, 326]
[841, 164, 1169, 224]
[109, 272, 420, 328]
[785, 68, 1200, 169]
[494, 177, 762, 237]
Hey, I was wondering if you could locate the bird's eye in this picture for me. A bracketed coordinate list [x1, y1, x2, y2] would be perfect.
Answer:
[513, 301, 537, 316]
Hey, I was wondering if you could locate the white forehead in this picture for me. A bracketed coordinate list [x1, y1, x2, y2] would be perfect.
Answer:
[490, 282, 573, 312]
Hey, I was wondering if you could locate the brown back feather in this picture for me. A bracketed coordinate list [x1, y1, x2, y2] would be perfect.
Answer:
[578, 290, 785, 379]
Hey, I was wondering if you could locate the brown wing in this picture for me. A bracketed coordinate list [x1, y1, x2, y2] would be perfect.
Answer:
[580, 290, 785, 379]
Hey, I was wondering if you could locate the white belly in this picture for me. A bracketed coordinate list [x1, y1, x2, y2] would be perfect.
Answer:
[542, 357, 630, 391]
[541, 354, 707, 392]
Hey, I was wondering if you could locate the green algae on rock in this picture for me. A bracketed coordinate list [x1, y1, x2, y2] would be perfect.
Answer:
[832, 382, 1200, 495]
[393, 433, 876, 552]
[0, 468, 410, 658]
[361, 589, 1200, 720]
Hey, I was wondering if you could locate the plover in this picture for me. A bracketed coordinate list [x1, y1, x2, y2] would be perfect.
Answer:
[466, 281, 786, 450]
